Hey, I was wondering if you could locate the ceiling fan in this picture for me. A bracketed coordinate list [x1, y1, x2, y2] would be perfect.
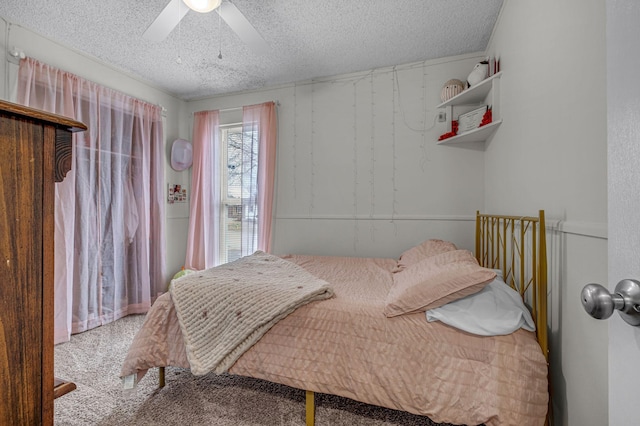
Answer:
[143, 0, 268, 54]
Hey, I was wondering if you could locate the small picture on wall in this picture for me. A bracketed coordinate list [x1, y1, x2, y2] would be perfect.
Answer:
[167, 183, 188, 204]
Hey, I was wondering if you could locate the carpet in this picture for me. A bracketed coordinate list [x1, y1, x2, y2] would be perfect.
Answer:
[54, 314, 457, 425]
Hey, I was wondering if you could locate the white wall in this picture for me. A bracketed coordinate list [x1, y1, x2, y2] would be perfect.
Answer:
[187, 54, 486, 258]
[485, 1, 608, 425]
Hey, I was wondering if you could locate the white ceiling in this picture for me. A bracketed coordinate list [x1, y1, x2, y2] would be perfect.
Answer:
[0, 0, 503, 101]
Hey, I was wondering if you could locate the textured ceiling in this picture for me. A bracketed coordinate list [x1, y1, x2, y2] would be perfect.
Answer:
[0, 0, 503, 101]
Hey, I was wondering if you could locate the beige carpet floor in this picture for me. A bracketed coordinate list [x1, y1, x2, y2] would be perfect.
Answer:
[54, 314, 457, 425]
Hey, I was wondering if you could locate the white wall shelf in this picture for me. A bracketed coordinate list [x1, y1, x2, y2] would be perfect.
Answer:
[436, 71, 502, 146]
[437, 120, 502, 145]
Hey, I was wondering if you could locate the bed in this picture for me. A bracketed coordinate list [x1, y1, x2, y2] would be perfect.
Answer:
[121, 211, 550, 426]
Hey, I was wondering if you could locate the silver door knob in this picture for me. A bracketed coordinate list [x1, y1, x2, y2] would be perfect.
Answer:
[581, 279, 640, 326]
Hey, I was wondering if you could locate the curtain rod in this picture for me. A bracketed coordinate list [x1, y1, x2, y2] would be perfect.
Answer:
[220, 106, 242, 113]
[189, 101, 279, 116]
[220, 100, 280, 113]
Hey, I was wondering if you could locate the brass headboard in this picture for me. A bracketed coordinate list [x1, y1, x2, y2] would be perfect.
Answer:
[475, 210, 548, 362]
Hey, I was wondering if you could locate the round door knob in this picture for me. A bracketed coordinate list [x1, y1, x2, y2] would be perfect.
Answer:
[581, 283, 623, 319]
[581, 279, 640, 326]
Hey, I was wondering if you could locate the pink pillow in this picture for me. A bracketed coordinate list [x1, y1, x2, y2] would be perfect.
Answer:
[384, 249, 496, 317]
[394, 239, 458, 272]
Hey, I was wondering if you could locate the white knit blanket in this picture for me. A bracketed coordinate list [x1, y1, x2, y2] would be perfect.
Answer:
[169, 251, 334, 375]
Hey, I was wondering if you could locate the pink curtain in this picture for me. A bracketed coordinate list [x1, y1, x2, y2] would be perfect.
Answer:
[243, 102, 277, 253]
[16, 57, 167, 343]
[185, 110, 220, 270]
[185, 102, 277, 269]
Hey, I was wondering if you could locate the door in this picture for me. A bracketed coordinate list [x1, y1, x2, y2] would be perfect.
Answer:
[607, 0, 640, 424]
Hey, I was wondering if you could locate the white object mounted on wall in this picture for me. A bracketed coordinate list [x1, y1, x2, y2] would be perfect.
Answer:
[466, 61, 489, 88]
[7, 46, 26, 65]
[170, 139, 193, 171]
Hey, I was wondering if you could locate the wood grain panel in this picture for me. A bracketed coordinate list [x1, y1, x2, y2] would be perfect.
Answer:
[0, 116, 44, 425]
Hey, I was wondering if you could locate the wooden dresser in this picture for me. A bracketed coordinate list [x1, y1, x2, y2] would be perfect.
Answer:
[0, 100, 86, 425]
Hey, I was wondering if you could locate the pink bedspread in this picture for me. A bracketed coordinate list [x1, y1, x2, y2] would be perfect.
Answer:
[121, 255, 548, 426]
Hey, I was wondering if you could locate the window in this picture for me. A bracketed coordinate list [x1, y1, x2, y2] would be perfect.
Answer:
[186, 102, 276, 271]
[219, 124, 259, 264]
[16, 57, 166, 341]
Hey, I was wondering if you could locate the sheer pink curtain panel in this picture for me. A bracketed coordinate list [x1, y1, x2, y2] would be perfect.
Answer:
[16, 57, 167, 343]
[243, 102, 277, 253]
[185, 110, 221, 271]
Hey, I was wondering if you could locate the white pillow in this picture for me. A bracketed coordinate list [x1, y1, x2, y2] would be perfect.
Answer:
[425, 271, 536, 336]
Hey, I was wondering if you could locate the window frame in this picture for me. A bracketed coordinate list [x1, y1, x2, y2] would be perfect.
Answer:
[219, 123, 242, 264]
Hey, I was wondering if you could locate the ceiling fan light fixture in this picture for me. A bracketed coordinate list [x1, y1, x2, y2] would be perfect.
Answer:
[182, 0, 222, 13]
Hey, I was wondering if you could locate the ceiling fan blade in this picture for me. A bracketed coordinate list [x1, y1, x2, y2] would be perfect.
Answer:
[218, 1, 269, 54]
[143, 0, 190, 42]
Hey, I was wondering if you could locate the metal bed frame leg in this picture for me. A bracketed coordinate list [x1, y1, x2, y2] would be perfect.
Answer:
[158, 369, 314, 424]
[305, 390, 315, 426]
[159, 367, 166, 388]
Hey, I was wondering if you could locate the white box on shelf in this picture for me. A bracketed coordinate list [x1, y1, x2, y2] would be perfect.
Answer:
[458, 105, 488, 134]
